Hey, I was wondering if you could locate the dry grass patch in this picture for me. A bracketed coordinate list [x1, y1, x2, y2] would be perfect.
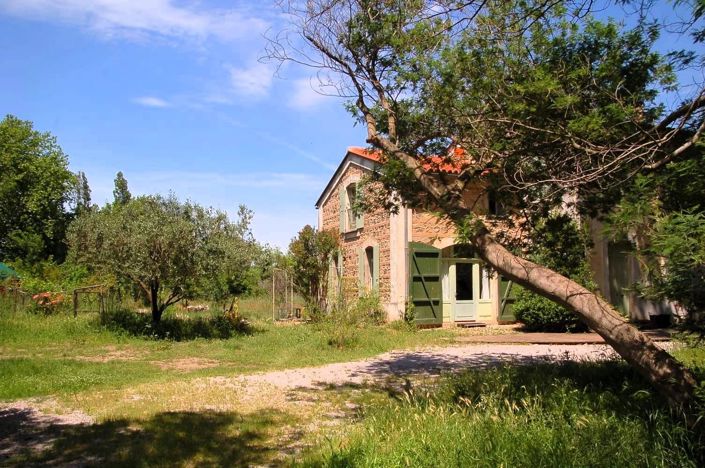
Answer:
[150, 357, 220, 372]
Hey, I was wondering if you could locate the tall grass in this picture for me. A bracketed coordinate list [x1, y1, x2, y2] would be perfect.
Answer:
[302, 360, 704, 467]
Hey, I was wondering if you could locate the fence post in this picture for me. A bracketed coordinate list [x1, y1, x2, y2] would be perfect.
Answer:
[272, 273, 275, 321]
[73, 289, 78, 318]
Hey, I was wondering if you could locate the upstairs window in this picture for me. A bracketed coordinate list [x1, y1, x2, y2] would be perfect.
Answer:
[488, 191, 507, 216]
[339, 182, 364, 232]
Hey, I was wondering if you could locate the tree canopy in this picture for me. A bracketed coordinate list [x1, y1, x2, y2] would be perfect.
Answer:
[113, 171, 131, 205]
[68, 195, 258, 322]
[0, 115, 76, 263]
[270, 0, 705, 409]
[288, 225, 339, 312]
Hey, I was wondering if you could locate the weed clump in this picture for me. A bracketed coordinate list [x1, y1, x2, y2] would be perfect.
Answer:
[316, 292, 386, 349]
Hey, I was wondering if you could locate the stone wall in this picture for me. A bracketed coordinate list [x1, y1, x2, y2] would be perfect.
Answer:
[320, 163, 392, 303]
[411, 184, 488, 246]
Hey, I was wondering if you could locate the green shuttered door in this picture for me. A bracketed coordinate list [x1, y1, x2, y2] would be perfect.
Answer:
[499, 276, 521, 321]
[409, 242, 442, 326]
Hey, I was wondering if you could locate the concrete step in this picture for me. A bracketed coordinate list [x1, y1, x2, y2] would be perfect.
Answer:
[455, 322, 487, 328]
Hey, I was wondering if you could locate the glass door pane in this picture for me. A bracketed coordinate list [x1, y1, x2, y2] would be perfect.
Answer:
[455, 263, 474, 301]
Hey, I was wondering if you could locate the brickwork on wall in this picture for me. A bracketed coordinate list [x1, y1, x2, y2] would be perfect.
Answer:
[411, 184, 488, 245]
[320, 163, 392, 303]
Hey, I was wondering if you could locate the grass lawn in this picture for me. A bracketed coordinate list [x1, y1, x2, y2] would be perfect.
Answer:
[1, 299, 703, 466]
[0, 298, 458, 401]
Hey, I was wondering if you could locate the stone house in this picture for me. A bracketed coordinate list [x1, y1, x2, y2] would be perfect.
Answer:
[315, 147, 517, 326]
[316, 146, 672, 326]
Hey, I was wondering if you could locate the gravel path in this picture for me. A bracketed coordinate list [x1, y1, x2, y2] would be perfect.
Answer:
[231, 343, 622, 390]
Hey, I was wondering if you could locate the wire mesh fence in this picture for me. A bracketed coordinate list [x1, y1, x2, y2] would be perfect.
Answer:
[272, 268, 302, 320]
[0, 281, 123, 317]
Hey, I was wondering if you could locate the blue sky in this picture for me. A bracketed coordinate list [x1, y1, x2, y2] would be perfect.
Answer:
[0, 0, 367, 249]
[0, 1, 701, 249]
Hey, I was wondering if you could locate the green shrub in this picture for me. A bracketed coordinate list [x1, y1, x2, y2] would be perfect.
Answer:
[100, 309, 252, 341]
[514, 290, 587, 332]
[514, 214, 593, 332]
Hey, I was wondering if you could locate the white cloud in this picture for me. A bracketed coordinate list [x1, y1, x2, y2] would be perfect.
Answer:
[0, 0, 268, 43]
[132, 96, 170, 108]
[227, 62, 274, 98]
[288, 78, 330, 110]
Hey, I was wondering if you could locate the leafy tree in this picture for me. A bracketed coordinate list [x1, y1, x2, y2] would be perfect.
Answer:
[73, 171, 92, 215]
[270, 0, 705, 408]
[288, 225, 339, 313]
[113, 171, 131, 205]
[68, 195, 256, 323]
[0, 115, 76, 263]
[196, 205, 265, 304]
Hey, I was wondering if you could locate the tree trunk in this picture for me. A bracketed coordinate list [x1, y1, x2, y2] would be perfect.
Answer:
[366, 136, 699, 409]
[472, 227, 698, 410]
[150, 281, 161, 324]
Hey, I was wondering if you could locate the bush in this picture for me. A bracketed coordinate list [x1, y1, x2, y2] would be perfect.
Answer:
[27, 292, 67, 315]
[514, 214, 593, 332]
[100, 309, 252, 341]
[318, 292, 386, 348]
[513, 290, 587, 332]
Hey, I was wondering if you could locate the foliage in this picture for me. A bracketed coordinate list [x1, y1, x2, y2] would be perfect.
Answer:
[318, 291, 385, 348]
[288, 225, 339, 312]
[113, 171, 131, 205]
[514, 291, 584, 332]
[67, 195, 258, 322]
[100, 309, 252, 341]
[302, 360, 704, 467]
[72, 171, 92, 215]
[648, 212, 705, 316]
[0, 115, 77, 263]
[606, 150, 705, 322]
[8, 259, 93, 295]
[514, 214, 592, 332]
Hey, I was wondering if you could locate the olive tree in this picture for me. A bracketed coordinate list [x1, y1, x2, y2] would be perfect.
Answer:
[68, 195, 255, 323]
[268, 0, 705, 408]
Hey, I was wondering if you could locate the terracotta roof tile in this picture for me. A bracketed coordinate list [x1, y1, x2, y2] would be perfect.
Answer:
[347, 145, 469, 174]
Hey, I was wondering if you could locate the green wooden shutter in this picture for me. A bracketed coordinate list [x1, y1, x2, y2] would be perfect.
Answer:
[358, 248, 366, 294]
[339, 187, 346, 232]
[409, 242, 442, 326]
[354, 183, 364, 229]
[372, 245, 379, 291]
[499, 276, 521, 321]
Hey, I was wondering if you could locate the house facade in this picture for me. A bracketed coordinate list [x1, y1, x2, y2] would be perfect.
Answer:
[316, 147, 517, 326]
[316, 146, 673, 326]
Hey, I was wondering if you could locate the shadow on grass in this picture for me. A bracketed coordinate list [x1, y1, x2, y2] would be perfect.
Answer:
[1, 408, 288, 467]
[100, 309, 255, 341]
